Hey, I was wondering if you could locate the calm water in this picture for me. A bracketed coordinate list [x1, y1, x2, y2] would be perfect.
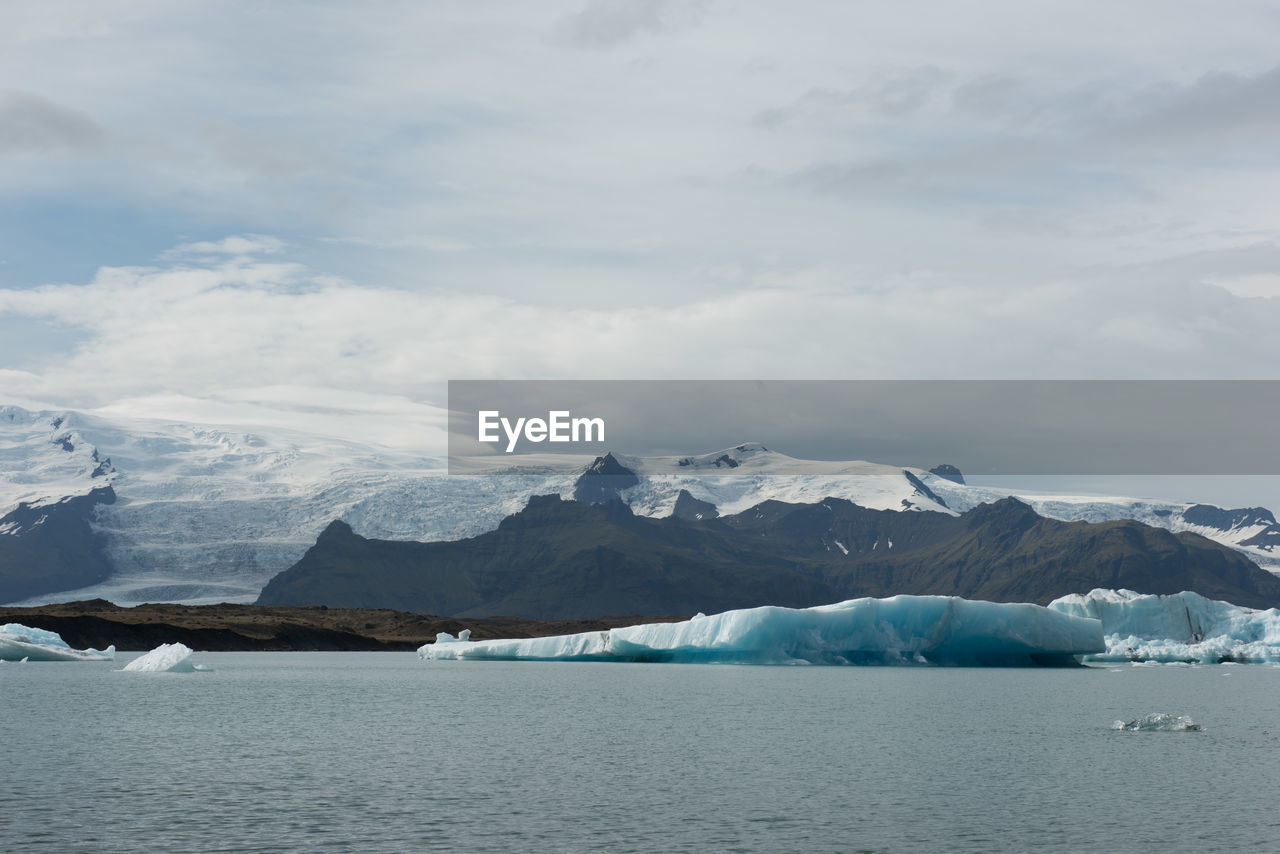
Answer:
[3, 654, 1279, 853]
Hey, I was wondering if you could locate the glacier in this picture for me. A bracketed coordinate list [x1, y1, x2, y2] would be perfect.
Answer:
[1048, 589, 1280, 663]
[418, 595, 1105, 666]
[122, 642, 209, 672]
[5, 401, 1280, 607]
[0, 623, 115, 662]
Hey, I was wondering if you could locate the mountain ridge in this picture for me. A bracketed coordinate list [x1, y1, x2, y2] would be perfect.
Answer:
[256, 493, 1280, 618]
[3, 402, 1280, 605]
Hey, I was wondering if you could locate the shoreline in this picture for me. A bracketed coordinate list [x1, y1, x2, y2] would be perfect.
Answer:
[0, 599, 689, 652]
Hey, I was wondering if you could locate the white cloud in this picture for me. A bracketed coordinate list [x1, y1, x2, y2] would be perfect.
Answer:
[1211, 274, 1280, 300]
[0, 1, 1279, 425]
[3, 242, 1280, 429]
[166, 235, 287, 257]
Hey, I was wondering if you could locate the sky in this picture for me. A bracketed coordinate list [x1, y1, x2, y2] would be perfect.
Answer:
[1, 1, 1280, 503]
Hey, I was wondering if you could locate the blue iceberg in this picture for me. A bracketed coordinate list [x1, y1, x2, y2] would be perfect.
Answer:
[418, 595, 1104, 666]
[1048, 588, 1280, 663]
[0, 623, 115, 662]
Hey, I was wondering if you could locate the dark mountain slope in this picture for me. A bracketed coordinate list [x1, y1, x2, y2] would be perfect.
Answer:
[258, 495, 835, 618]
[0, 486, 117, 603]
[258, 494, 1280, 618]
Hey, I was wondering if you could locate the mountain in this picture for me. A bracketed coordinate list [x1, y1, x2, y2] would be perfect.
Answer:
[571, 452, 639, 504]
[256, 497, 836, 617]
[0, 405, 569, 604]
[256, 494, 1280, 618]
[0, 408, 951, 605]
[0, 486, 117, 603]
[3, 402, 1280, 606]
[926, 479, 1280, 574]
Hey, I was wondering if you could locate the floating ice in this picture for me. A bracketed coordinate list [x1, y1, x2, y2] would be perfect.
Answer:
[1111, 713, 1202, 732]
[419, 595, 1104, 666]
[1048, 589, 1280, 663]
[122, 642, 208, 673]
[0, 623, 115, 662]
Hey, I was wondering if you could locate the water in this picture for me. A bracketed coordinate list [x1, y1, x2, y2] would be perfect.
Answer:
[3, 654, 1279, 853]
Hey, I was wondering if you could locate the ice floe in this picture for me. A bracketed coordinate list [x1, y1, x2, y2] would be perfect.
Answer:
[419, 595, 1104, 666]
[0, 623, 114, 662]
[1111, 713, 1202, 732]
[1048, 589, 1280, 663]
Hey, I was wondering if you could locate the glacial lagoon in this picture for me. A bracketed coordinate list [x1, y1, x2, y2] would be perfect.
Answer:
[4, 652, 1280, 853]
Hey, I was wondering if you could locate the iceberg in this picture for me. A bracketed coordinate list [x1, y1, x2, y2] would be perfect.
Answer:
[122, 642, 209, 673]
[419, 595, 1104, 666]
[1111, 713, 1202, 732]
[0, 623, 115, 662]
[1048, 589, 1280, 663]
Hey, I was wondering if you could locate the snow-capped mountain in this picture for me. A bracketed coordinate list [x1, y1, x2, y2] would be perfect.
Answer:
[924, 481, 1280, 574]
[2, 403, 1278, 605]
[0, 405, 567, 604]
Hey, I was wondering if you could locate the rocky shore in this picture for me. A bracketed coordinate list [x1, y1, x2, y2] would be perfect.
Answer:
[0, 599, 686, 652]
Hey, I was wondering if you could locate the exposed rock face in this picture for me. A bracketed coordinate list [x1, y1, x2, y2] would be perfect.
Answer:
[928, 464, 965, 485]
[1182, 504, 1280, 553]
[572, 452, 640, 505]
[0, 486, 117, 604]
[671, 490, 718, 521]
[902, 470, 949, 509]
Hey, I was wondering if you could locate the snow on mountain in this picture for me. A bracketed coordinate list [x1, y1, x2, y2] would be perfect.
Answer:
[0, 406, 116, 512]
[923, 479, 1280, 574]
[0, 405, 572, 605]
[613, 443, 953, 517]
[2, 403, 1278, 606]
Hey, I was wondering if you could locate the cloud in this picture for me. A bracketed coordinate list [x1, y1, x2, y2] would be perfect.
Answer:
[1111, 65, 1280, 147]
[1, 1, 1279, 413]
[761, 62, 1280, 220]
[4, 241, 1280, 422]
[166, 235, 287, 257]
[756, 67, 950, 127]
[320, 235, 471, 253]
[550, 0, 707, 48]
[0, 89, 104, 155]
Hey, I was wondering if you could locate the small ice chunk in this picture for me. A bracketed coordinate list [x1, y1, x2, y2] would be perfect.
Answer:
[1111, 713, 1202, 732]
[122, 643, 205, 673]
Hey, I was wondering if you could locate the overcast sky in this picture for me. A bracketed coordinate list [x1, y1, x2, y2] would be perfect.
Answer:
[2, 1, 1279, 485]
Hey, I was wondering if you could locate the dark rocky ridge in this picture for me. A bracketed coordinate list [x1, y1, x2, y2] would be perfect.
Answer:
[671, 489, 718, 521]
[902, 470, 948, 509]
[257, 494, 1280, 618]
[928, 464, 965, 485]
[1182, 504, 1280, 552]
[572, 452, 639, 505]
[0, 486, 117, 603]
